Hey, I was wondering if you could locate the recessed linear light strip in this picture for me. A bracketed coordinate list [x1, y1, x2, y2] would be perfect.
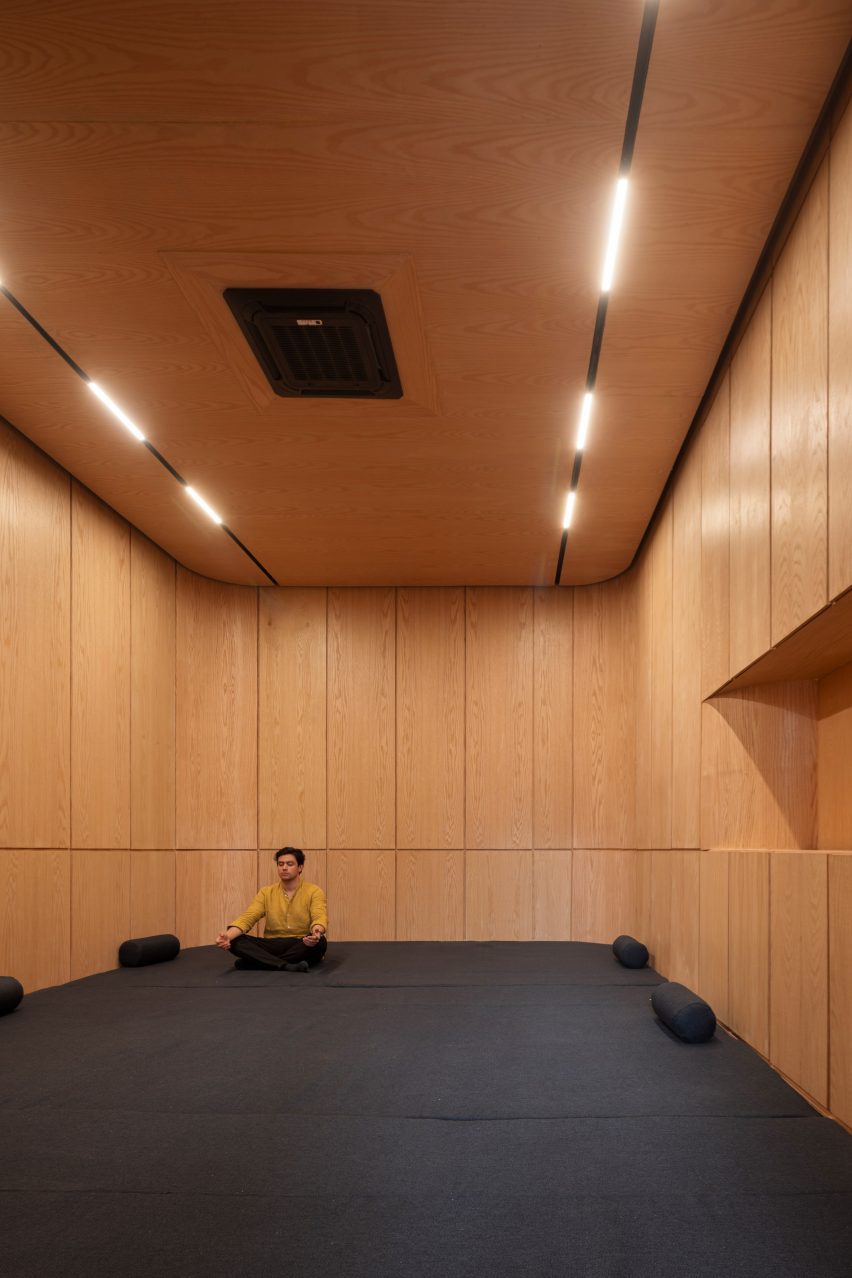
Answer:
[554, 0, 659, 587]
[0, 281, 278, 585]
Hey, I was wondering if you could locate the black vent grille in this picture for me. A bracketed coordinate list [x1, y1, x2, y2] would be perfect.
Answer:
[224, 288, 402, 399]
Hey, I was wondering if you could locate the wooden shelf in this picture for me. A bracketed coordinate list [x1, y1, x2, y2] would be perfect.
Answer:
[714, 586, 852, 692]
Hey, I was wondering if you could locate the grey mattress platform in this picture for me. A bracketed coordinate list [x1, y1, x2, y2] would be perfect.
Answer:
[0, 941, 849, 1277]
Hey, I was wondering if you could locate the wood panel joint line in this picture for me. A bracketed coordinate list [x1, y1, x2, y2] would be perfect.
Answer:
[325, 587, 329, 860]
[68, 475, 73, 854]
[628, 41, 852, 587]
[394, 588, 398, 855]
[825, 142, 831, 601]
[129, 528, 133, 851]
[255, 585, 260, 853]
[0, 285, 278, 586]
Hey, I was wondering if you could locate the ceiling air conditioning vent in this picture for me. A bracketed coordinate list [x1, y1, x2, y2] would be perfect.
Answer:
[224, 288, 403, 398]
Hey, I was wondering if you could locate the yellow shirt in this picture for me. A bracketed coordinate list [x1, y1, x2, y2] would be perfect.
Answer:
[230, 880, 328, 939]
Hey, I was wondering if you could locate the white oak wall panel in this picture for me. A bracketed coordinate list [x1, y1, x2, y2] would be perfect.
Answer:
[466, 588, 533, 850]
[71, 484, 130, 850]
[259, 587, 327, 850]
[328, 589, 395, 850]
[770, 161, 828, 644]
[573, 578, 636, 849]
[397, 588, 465, 850]
[533, 589, 573, 850]
[130, 530, 175, 850]
[175, 570, 257, 850]
[0, 423, 70, 849]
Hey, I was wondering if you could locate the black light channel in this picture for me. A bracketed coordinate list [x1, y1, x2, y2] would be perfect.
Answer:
[554, 0, 659, 585]
[0, 283, 278, 585]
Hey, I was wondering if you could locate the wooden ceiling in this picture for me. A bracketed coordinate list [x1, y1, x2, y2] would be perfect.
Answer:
[0, 1, 849, 586]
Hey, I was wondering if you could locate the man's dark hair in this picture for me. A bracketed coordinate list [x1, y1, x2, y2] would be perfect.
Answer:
[274, 846, 305, 866]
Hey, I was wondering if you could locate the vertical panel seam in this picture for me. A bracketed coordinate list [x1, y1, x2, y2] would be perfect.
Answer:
[825, 142, 831, 602]
[463, 587, 468, 938]
[68, 481, 74, 976]
[255, 586, 260, 854]
[769, 274, 775, 646]
[129, 530, 133, 854]
[392, 587, 397, 938]
[531, 591, 537, 935]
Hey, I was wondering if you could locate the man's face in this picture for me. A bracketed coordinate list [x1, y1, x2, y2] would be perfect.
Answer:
[276, 854, 301, 885]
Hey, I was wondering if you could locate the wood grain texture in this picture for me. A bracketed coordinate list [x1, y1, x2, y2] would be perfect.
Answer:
[700, 379, 731, 697]
[168, 250, 437, 416]
[71, 849, 131, 980]
[0, 4, 639, 588]
[465, 850, 533, 940]
[728, 850, 770, 1056]
[573, 576, 636, 848]
[130, 529, 175, 849]
[729, 285, 771, 675]
[828, 853, 852, 1127]
[175, 849, 257, 948]
[326, 850, 396, 940]
[723, 586, 852, 690]
[466, 588, 533, 849]
[671, 442, 702, 848]
[829, 100, 852, 600]
[635, 502, 673, 850]
[396, 850, 465, 940]
[256, 850, 328, 896]
[769, 851, 828, 1105]
[533, 589, 573, 849]
[771, 159, 828, 644]
[650, 849, 699, 988]
[0, 0, 639, 124]
[327, 589, 395, 849]
[397, 588, 465, 849]
[566, 3, 849, 585]
[175, 569, 257, 850]
[633, 848, 653, 949]
[0, 849, 70, 992]
[533, 850, 572, 940]
[701, 683, 817, 850]
[71, 483, 130, 849]
[0, 7, 845, 589]
[259, 587, 327, 850]
[130, 850, 175, 937]
[817, 661, 852, 849]
[0, 422, 70, 848]
[571, 849, 636, 944]
[698, 848, 729, 1023]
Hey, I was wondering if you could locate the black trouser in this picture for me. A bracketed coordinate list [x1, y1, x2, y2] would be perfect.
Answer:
[229, 933, 327, 969]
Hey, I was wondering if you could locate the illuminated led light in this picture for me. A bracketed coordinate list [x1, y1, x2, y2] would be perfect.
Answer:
[88, 381, 146, 442]
[601, 176, 629, 292]
[576, 392, 594, 449]
[186, 485, 223, 524]
[563, 491, 576, 529]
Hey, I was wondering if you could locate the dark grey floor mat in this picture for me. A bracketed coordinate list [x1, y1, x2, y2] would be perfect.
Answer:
[0, 984, 810, 1118]
[2, 1190, 850, 1278]
[2, 940, 849, 1277]
[1, 1111, 850, 1198]
[91, 941, 664, 988]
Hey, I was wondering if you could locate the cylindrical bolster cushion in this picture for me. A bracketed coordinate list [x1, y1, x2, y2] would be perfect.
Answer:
[0, 977, 24, 1016]
[118, 934, 181, 968]
[612, 934, 649, 968]
[652, 981, 716, 1043]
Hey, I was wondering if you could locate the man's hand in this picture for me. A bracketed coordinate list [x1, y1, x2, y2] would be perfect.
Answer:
[215, 927, 242, 950]
[303, 925, 325, 947]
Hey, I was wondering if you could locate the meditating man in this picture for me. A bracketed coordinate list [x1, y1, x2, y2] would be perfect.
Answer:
[215, 846, 328, 972]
